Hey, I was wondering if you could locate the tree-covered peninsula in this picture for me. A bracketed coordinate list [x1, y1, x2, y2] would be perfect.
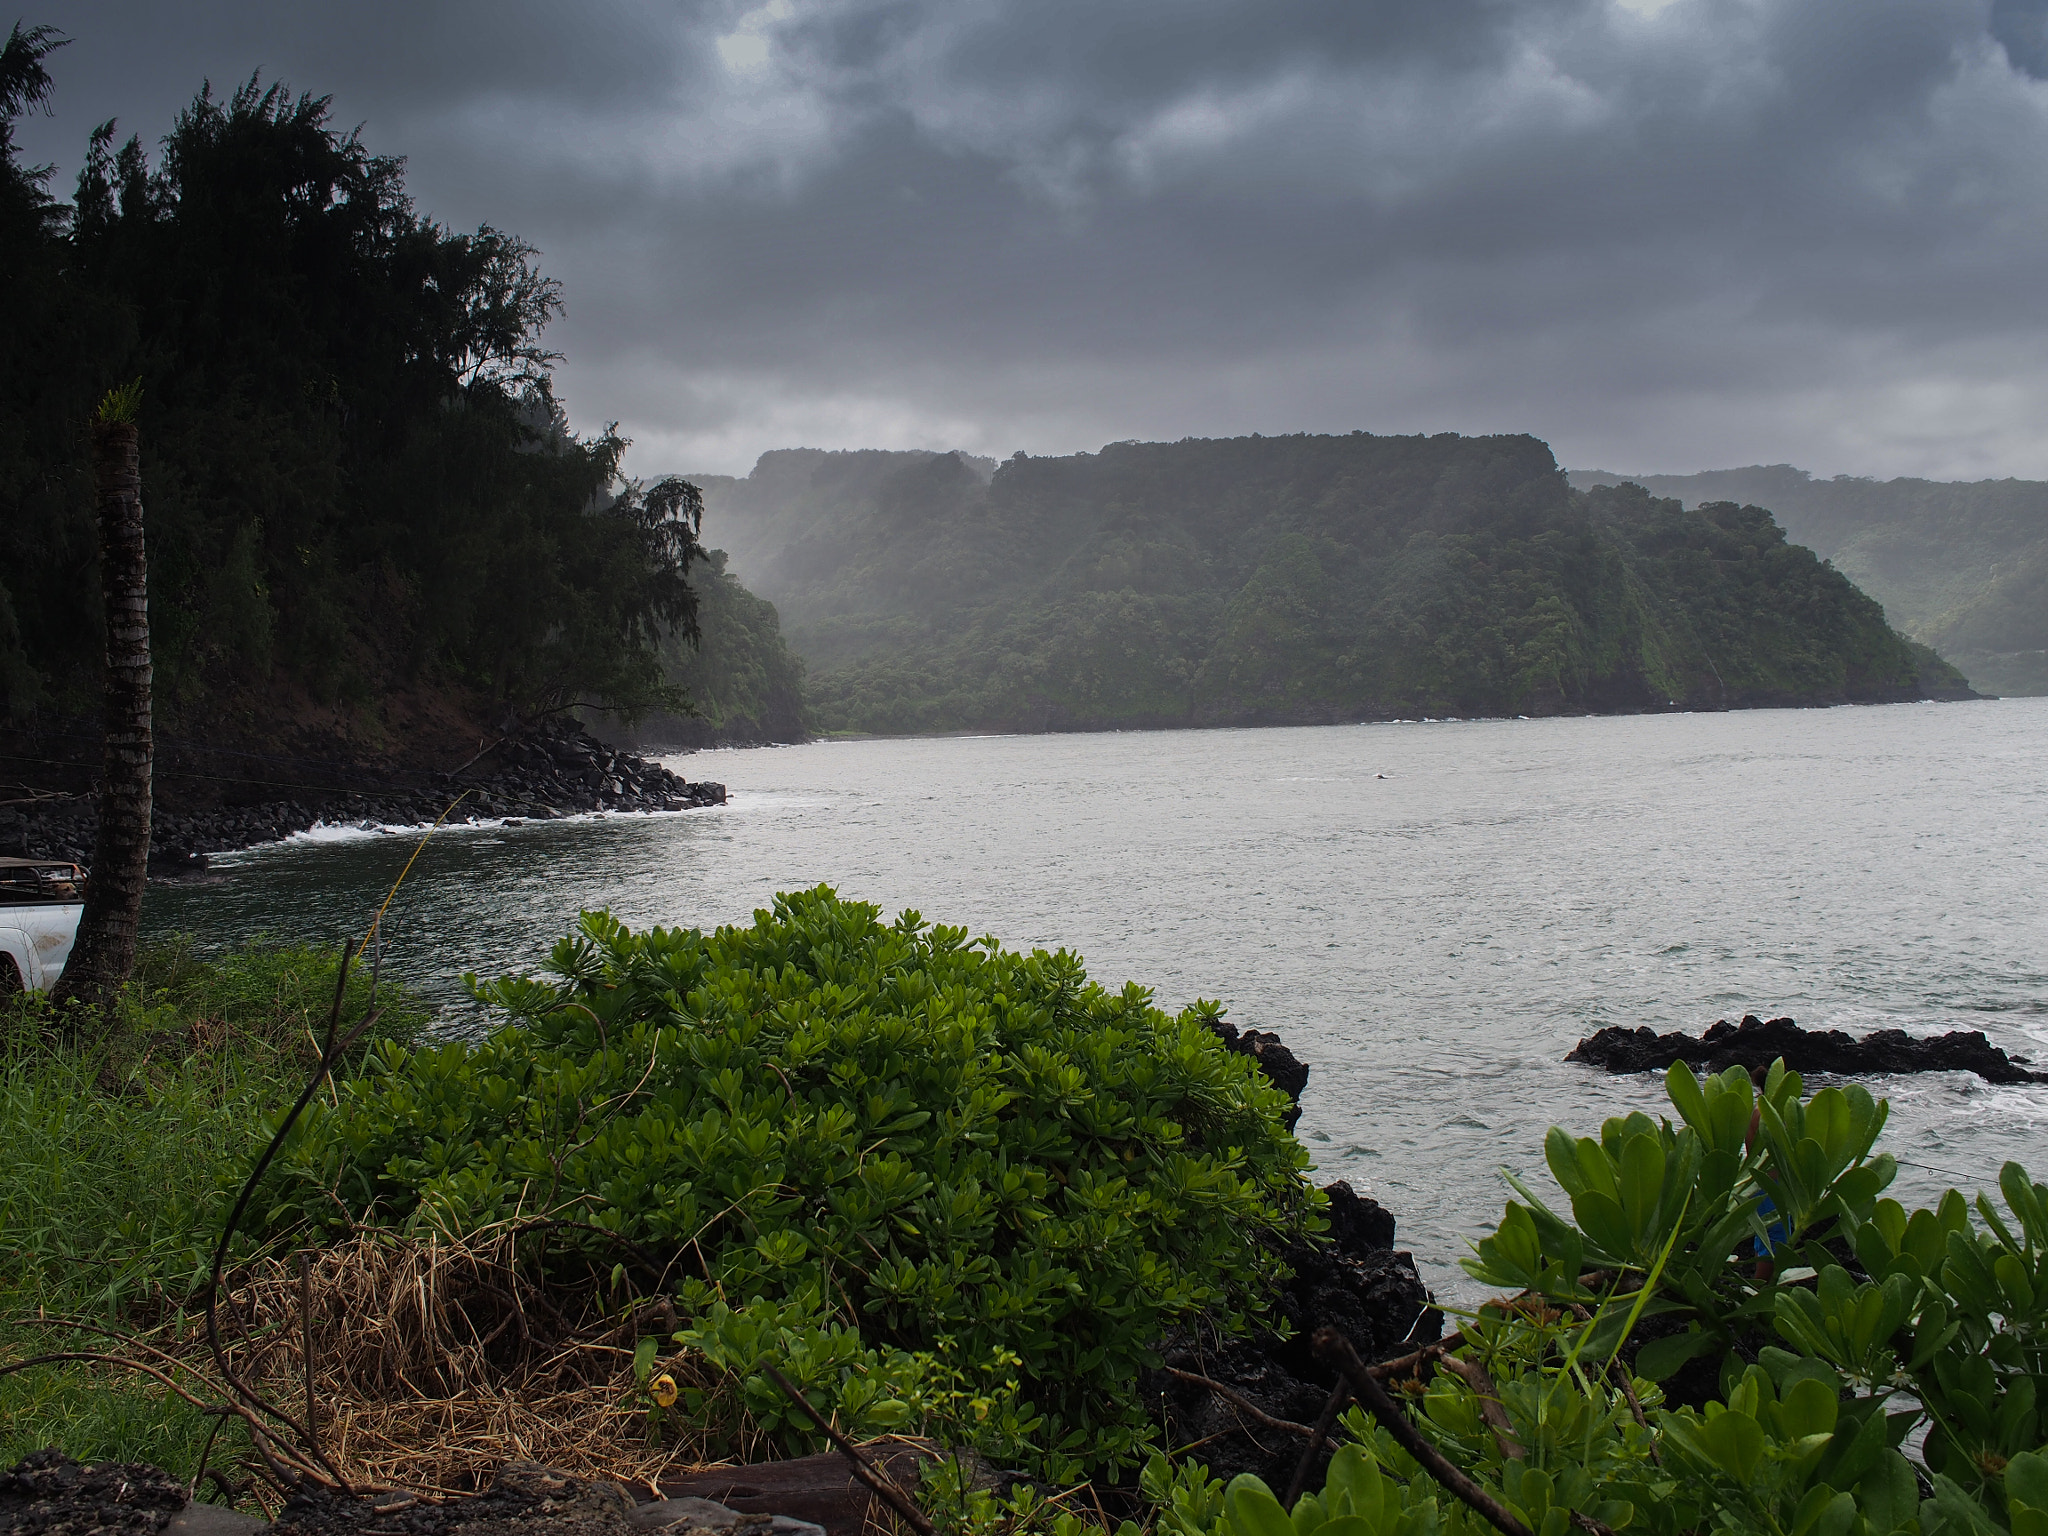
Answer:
[696, 434, 1975, 736]
[1569, 464, 2048, 697]
[0, 34, 803, 796]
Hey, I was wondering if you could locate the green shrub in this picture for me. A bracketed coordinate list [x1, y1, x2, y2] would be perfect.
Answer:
[262, 886, 1317, 1475]
[1200, 1061, 2048, 1536]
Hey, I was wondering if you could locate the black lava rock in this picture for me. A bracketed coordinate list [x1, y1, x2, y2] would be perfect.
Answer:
[1568, 1013, 2046, 1085]
[1144, 1183, 1439, 1491]
[1206, 1018, 1311, 1130]
[1321, 1179, 1396, 1254]
[1270, 1233, 1438, 1387]
[14, 720, 728, 868]
[1, 1449, 187, 1536]
[1148, 1337, 1331, 1486]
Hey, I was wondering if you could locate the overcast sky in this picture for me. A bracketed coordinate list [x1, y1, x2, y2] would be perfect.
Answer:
[17, 0, 2048, 481]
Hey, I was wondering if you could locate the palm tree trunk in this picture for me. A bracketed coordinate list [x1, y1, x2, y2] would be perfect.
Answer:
[50, 416, 152, 1015]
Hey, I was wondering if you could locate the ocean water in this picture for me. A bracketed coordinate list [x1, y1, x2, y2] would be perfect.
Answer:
[146, 698, 2048, 1299]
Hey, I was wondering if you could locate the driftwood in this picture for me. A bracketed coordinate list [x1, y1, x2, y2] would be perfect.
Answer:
[760, 1367, 934, 1536]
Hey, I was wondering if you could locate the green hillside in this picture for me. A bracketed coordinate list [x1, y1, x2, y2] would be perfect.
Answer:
[697, 433, 1974, 736]
[599, 549, 808, 749]
[1568, 465, 2048, 695]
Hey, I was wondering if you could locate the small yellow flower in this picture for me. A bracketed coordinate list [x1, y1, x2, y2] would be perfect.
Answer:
[651, 1373, 678, 1409]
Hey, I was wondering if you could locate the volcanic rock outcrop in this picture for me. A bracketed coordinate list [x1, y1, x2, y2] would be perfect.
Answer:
[3, 721, 724, 870]
[1205, 1018, 1311, 1131]
[1569, 1013, 2046, 1085]
[1146, 1181, 1441, 1491]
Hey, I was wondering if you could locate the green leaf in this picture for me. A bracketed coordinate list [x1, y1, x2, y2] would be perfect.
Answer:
[1546, 1126, 1588, 1199]
[1665, 1061, 1710, 1138]
[1574, 1137, 1621, 1202]
[1925, 1474, 2004, 1536]
[1814, 1490, 1858, 1536]
[1776, 1376, 1840, 1440]
[1226, 1477, 1299, 1536]
[1636, 1329, 1717, 1381]
[1620, 1132, 1667, 1244]
[1998, 1162, 2046, 1245]
[1323, 1445, 1388, 1529]
[1571, 1190, 1632, 1259]
[1700, 1410, 1765, 1482]
[1857, 1450, 1921, 1536]
[2009, 1452, 2048, 1516]
[1994, 1251, 2036, 1314]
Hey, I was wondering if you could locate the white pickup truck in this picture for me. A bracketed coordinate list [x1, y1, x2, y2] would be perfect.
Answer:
[0, 857, 85, 992]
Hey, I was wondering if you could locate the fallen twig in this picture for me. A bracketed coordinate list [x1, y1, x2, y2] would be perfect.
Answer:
[1165, 1366, 1316, 1440]
[1284, 1380, 1351, 1506]
[1313, 1327, 1534, 1536]
[1368, 1330, 1469, 1381]
[1433, 1354, 1524, 1461]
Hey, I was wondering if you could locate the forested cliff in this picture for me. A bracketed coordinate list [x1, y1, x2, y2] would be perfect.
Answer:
[698, 434, 1974, 735]
[0, 32, 804, 800]
[1569, 464, 2048, 696]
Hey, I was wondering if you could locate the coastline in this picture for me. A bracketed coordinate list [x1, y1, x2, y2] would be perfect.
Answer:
[727, 688, 2003, 747]
[1, 721, 724, 869]
[2, 692, 2012, 869]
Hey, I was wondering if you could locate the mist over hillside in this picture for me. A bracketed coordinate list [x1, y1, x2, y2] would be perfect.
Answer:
[1568, 467, 2048, 696]
[685, 449, 998, 599]
[685, 433, 1970, 735]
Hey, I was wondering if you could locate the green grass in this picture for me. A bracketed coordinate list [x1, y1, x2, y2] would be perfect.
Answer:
[0, 938, 431, 1475]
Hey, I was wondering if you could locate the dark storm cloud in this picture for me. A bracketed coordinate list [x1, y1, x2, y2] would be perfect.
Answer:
[17, 0, 2048, 479]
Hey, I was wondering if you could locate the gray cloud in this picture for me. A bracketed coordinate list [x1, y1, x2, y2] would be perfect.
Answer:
[16, 0, 2048, 480]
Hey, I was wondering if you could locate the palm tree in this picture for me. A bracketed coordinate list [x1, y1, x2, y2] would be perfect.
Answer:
[51, 382, 152, 1015]
[0, 22, 67, 130]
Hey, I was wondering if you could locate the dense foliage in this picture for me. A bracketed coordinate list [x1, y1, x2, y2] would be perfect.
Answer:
[699, 436, 1968, 736]
[0, 30, 707, 738]
[1178, 1062, 2047, 1536]
[1569, 465, 2048, 697]
[261, 888, 1316, 1474]
[606, 548, 809, 749]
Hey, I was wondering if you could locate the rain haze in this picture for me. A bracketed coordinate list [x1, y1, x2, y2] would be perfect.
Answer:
[18, 0, 2048, 480]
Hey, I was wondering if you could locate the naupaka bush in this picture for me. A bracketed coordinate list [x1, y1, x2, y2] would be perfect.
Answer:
[262, 886, 1318, 1472]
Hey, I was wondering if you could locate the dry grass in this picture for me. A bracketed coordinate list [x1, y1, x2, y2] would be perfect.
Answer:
[203, 1228, 766, 1498]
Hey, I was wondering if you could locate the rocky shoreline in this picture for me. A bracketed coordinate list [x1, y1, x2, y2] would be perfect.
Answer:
[0, 722, 725, 871]
[1169, 1019, 1438, 1490]
[1569, 1012, 2047, 1085]
[0, 1454, 846, 1536]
